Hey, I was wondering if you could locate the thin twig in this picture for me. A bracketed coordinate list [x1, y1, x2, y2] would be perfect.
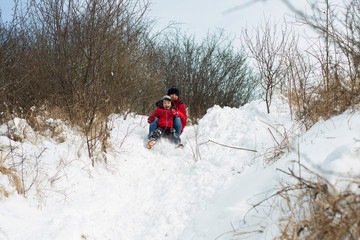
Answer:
[200, 139, 257, 152]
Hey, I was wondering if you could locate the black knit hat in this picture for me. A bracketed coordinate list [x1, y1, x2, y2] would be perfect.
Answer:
[167, 86, 180, 97]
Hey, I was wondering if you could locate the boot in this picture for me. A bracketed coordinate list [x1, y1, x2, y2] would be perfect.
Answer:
[146, 140, 155, 149]
[176, 143, 184, 149]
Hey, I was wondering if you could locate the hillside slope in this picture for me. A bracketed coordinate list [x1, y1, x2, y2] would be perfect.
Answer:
[0, 98, 359, 240]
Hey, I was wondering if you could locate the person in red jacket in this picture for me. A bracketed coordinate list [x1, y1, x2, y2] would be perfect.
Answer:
[167, 86, 187, 135]
[148, 86, 187, 136]
[147, 95, 185, 149]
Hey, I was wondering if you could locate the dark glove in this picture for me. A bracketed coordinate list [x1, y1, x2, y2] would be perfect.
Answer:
[171, 109, 179, 116]
[147, 115, 155, 123]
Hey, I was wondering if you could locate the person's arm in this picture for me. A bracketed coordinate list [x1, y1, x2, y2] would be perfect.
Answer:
[148, 108, 164, 123]
[178, 104, 187, 124]
[176, 104, 187, 134]
[154, 108, 166, 117]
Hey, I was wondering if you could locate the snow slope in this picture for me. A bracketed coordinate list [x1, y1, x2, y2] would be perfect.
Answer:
[0, 98, 359, 240]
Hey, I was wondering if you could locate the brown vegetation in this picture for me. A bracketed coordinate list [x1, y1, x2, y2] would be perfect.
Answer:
[243, 0, 360, 129]
[276, 167, 360, 240]
[1, 1, 359, 238]
[1, 0, 258, 165]
[236, 0, 360, 238]
[0, 152, 23, 196]
[158, 29, 259, 122]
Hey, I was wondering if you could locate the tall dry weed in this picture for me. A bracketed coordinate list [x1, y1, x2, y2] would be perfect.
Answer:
[230, 164, 360, 240]
[0, 152, 24, 196]
[288, 74, 360, 130]
[276, 167, 360, 240]
[259, 121, 301, 165]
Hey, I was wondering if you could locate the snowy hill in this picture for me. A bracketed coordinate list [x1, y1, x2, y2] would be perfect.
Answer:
[0, 98, 359, 240]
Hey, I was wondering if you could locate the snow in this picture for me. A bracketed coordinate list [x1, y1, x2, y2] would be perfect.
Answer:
[0, 97, 359, 240]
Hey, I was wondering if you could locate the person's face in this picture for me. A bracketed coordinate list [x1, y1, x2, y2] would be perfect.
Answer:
[169, 94, 178, 101]
[163, 100, 172, 110]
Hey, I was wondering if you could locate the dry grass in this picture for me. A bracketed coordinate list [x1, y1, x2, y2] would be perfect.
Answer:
[4, 101, 112, 166]
[258, 121, 300, 165]
[81, 113, 111, 166]
[0, 152, 24, 196]
[233, 165, 360, 240]
[229, 164, 360, 240]
[1, 103, 67, 144]
[287, 75, 360, 130]
[25, 104, 67, 143]
[0, 185, 9, 198]
[276, 166, 360, 240]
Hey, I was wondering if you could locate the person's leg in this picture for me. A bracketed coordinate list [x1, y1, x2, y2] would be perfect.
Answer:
[147, 127, 163, 149]
[170, 128, 181, 146]
[148, 127, 163, 141]
[173, 117, 182, 136]
[149, 117, 159, 136]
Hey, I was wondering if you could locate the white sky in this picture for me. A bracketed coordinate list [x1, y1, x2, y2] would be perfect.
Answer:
[147, 0, 310, 42]
[1, 0, 321, 50]
[1, 0, 309, 35]
[0, 0, 14, 23]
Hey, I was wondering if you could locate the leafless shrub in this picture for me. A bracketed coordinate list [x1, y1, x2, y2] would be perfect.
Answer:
[0, 3, 32, 118]
[243, 20, 294, 113]
[157, 29, 259, 121]
[187, 126, 202, 162]
[0, 0, 156, 153]
[284, 33, 358, 129]
[280, 36, 313, 122]
[0, 127, 47, 197]
[116, 123, 137, 152]
[0, 0, 162, 164]
[240, 0, 360, 129]
[282, 0, 360, 128]
[18, 148, 47, 198]
[1, 141, 74, 202]
[283, 58, 356, 130]
[81, 113, 111, 166]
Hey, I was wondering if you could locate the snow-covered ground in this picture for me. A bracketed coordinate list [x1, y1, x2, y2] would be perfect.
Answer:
[0, 97, 359, 240]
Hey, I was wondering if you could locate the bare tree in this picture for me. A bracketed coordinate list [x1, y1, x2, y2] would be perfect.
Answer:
[282, 0, 360, 124]
[0, 0, 164, 164]
[243, 20, 292, 113]
[157, 29, 259, 121]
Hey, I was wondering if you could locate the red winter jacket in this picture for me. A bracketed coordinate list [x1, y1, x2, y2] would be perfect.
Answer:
[153, 108, 174, 128]
[172, 98, 187, 134]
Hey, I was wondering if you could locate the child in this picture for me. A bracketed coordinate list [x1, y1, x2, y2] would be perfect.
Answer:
[148, 86, 187, 136]
[147, 95, 184, 149]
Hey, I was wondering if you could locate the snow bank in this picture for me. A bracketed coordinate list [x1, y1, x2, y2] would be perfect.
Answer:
[0, 98, 359, 240]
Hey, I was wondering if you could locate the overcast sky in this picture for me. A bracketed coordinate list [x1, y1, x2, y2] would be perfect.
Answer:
[147, 0, 310, 41]
[0, 1, 13, 22]
[1, 0, 310, 45]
